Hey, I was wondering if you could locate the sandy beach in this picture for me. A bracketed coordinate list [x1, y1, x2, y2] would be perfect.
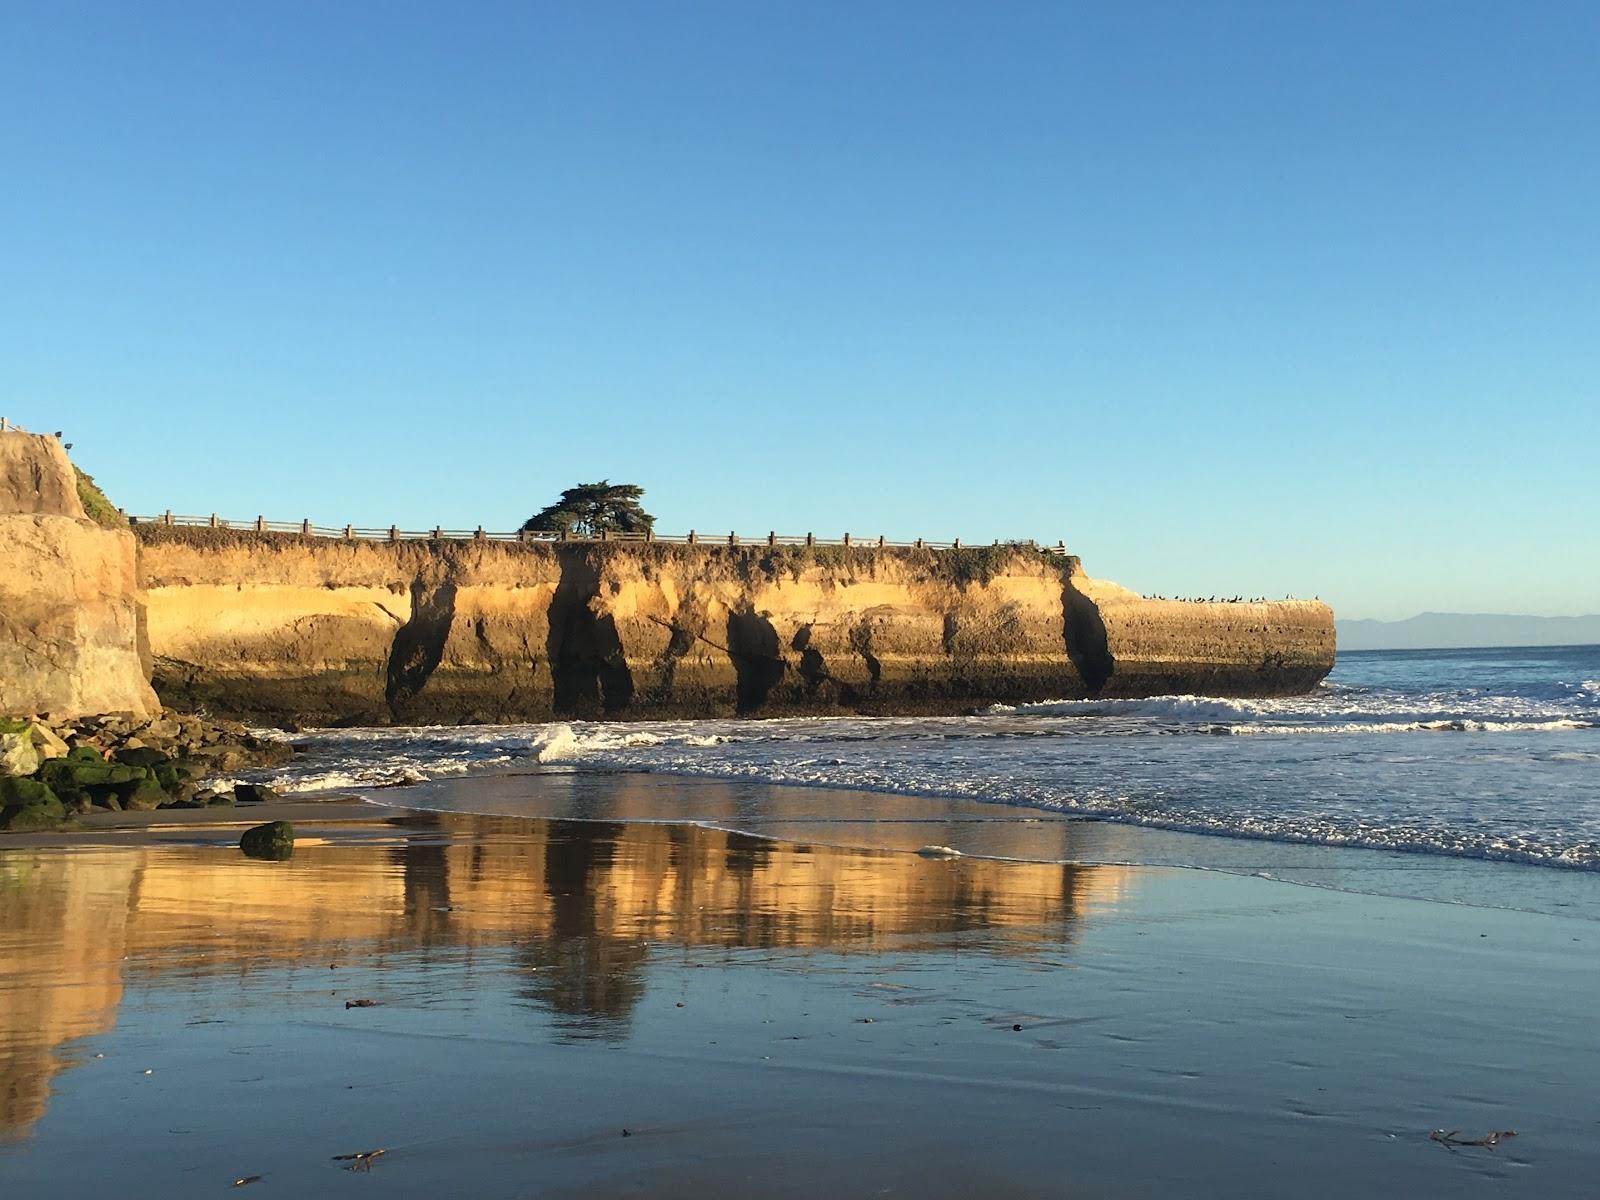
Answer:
[2, 784, 1595, 1198]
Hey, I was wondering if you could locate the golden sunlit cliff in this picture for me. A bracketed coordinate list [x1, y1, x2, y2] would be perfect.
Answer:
[134, 528, 1333, 725]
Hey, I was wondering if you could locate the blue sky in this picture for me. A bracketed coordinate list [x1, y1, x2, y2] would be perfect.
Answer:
[3, 1, 1596, 620]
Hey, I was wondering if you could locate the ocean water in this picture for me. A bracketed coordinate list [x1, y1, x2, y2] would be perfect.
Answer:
[264, 646, 1600, 875]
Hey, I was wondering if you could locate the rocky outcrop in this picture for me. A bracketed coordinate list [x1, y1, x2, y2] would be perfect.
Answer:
[0, 433, 158, 720]
[135, 529, 1335, 726]
[0, 709, 293, 828]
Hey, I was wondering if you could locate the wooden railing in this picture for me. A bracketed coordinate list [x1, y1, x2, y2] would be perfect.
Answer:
[125, 512, 1069, 554]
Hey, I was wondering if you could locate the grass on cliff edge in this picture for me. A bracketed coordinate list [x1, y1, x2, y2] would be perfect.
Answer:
[129, 524, 1081, 586]
[74, 467, 126, 528]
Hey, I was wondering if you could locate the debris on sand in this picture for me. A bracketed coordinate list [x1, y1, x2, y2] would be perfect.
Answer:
[232, 1176, 262, 1187]
[332, 1148, 387, 1171]
[344, 998, 381, 1009]
[1430, 1129, 1517, 1150]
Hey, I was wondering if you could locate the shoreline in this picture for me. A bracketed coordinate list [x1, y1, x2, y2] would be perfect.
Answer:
[9, 770, 1600, 924]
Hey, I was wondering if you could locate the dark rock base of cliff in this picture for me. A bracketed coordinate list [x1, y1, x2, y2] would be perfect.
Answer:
[148, 662, 1327, 729]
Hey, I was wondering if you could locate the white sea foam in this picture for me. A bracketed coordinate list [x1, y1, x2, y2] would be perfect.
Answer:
[237, 648, 1600, 871]
[1225, 718, 1590, 736]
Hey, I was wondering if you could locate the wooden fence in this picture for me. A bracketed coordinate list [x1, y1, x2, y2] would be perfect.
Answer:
[126, 512, 1068, 554]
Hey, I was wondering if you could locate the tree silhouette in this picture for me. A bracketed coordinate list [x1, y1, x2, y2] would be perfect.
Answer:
[522, 481, 655, 538]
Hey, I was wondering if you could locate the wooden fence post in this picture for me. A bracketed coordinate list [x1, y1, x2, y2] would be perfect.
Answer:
[877, 534, 885, 548]
[475, 526, 485, 541]
[767, 531, 776, 546]
[953, 537, 961, 549]
[301, 519, 311, 535]
[344, 525, 354, 540]
[843, 532, 851, 546]
[163, 510, 174, 526]
[687, 530, 697, 545]
[208, 513, 218, 528]
[805, 532, 814, 546]
[728, 531, 737, 545]
[255, 516, 265, 532]
[432, 526, 442, 540]
[389, 526, 399, 542]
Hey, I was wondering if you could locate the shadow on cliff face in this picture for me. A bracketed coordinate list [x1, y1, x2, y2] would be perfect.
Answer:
[848, 618, 883, 688]
[548, 550, 635, 716]
[386, 578, 458, 719]
[792, 624, 830, 696]
[646, 601, 706, 701]
[1061, 577, 1113, 694]
[727, 608, 785, 714]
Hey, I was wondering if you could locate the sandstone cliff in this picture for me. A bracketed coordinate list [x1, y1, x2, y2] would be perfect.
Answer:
[0, 434, 158, 720]
[135, 528, 1333, 726]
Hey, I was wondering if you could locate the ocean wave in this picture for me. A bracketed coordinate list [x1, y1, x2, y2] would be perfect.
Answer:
[1224, 718, 1591, 735]
[984, 685, 1598, 732]
[244, 646, 1600, 872]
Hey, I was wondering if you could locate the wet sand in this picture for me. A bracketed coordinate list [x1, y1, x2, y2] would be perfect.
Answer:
[1, 799, 1596, 1197]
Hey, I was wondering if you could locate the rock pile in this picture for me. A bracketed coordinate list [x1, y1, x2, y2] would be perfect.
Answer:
[0, 709, 293, 831]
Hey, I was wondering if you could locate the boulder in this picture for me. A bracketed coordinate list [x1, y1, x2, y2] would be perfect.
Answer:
[239, 821, 294, 859]
[186, 744, 249, 772]
[28, 722, 70, 761]
[0, 777, 67, 831]
[40, 759, 142, 789]
[0, 776, 57, 808]
[119, 777, 168, 811]
[234, 783, 281, 804]
[114, 745, 171, 769]
[138, 716, 181, 741]
[0, 726, 41, 778]
[154, 761, 194, 790]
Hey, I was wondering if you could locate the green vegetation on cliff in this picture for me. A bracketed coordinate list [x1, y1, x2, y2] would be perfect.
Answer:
[73, 466, 125, 528]
[523, 481, 655, 537]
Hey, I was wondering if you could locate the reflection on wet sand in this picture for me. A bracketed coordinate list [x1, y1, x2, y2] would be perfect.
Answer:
[0, 814, 1132, 1139]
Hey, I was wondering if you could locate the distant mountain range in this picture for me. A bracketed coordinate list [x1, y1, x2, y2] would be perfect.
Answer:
[1337, 613, 1600, 651]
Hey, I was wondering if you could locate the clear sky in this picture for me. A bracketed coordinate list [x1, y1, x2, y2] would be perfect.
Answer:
[3, 1, 1596, 620]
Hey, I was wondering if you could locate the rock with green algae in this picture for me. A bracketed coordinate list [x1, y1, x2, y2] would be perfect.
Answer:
[0, 777, 68, 831]
[240, 820, 294, 859]
[39, 758, 142, 790]
[119, 776, 168, 811]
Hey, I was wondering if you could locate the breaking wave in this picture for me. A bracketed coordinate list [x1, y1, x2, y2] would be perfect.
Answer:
[255, 646, 1600, 872]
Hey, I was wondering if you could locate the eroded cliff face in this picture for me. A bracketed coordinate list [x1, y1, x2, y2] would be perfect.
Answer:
[0, 434, 158, 720]
[136, 529, 1334, 726]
